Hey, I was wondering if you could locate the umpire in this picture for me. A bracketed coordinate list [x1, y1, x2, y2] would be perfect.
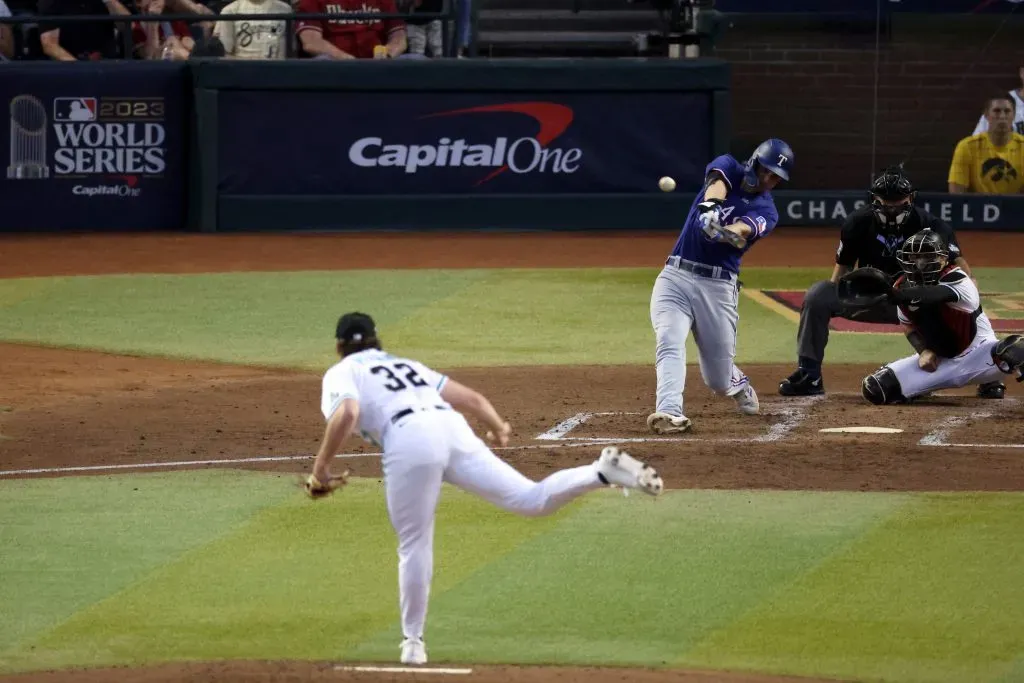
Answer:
[777, 165, 1006, 399]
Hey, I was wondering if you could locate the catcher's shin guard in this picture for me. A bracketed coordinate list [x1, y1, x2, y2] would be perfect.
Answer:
[862, 367, 907, 405]
[993, 335, 1024, 381]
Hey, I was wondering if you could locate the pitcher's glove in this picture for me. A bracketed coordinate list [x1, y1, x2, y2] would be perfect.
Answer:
[303, 471, 350, 499]
[836, 267, 894, 309]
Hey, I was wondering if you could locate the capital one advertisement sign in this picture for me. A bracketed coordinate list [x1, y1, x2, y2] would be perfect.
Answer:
[216, 92, 712, 195]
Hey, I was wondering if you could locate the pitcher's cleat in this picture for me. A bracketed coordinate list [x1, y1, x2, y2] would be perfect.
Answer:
[646, 411, 692, 434]
[595, 446, 664, 496]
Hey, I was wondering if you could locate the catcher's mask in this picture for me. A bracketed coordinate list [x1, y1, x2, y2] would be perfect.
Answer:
[336, 312, 380, 355]
[897, 229, 948, 285]
[869, 165, 915, 233]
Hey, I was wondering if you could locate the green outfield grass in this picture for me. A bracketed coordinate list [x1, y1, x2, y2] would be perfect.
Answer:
[1, 472, 1022, 683]
[1, 267, 1021, 369]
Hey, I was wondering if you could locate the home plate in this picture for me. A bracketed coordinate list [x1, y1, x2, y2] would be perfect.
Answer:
[819, 427, 904, 434]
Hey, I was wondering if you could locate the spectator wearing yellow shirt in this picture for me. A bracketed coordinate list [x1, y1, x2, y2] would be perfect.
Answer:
[949, 94, 1024, 194]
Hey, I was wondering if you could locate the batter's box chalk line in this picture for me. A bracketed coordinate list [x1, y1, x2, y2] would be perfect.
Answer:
[535, 396, 825, 445]
[919, 402, 1023, 449]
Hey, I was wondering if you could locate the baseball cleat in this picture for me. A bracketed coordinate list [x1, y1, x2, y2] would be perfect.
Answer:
[400, 637, 427, 666]
[646, 411, 692, 434]
[732, 383, 760, 415]
[977, 381, 1005, 399]
[595, 446, 664, 496]
[778, 368, 824, 396]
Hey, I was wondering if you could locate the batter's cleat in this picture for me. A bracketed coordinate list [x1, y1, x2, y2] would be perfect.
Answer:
[400, 637, 427, 666]
[977, 381, 1005, 399]
[778, 369, 824, 396]
[732, 384, 760, 415]
[595, 446, 664, 496]
[646, 412, 692, 434]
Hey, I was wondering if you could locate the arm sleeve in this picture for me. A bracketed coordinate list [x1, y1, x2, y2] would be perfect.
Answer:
[381, 0, 405, 35]
[704, 154, 743, 192]
[295, 0, 323, 36]
[321, 365, 360, 420]
[36, 0, 63, 34]
[738, 206, 779, 240]
[213, 4, 235, 53]
[834, 216, 860, 266]
[948, 139, 972, 188]
[890, 285, 959, 307]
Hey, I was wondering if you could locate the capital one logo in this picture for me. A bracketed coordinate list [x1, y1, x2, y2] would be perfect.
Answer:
[348, 102, 584, 185]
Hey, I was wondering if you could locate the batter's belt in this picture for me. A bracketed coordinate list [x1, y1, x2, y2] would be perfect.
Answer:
[665, 256, 736, 281]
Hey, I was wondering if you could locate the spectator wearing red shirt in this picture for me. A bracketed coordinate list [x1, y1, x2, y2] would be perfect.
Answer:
[132, 0, 196, 59]
[296, 0, 407, 60]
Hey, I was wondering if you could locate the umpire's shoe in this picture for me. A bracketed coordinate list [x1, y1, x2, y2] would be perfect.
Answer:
[778, 368, 824, 396]
[977, 381, 1005, 399]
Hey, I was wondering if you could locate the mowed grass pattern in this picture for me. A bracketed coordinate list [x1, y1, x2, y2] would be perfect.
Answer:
[3, 267, 1019, 368]
[2, 473, 1022, 682]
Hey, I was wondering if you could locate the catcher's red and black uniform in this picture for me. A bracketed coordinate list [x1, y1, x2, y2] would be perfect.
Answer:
[894, 266, 989, 359]
[883, 266, 1001, 399]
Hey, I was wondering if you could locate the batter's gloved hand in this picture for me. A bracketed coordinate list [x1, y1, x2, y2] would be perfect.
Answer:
[303, 470, 350, 499]
[836, 267, 894, 309]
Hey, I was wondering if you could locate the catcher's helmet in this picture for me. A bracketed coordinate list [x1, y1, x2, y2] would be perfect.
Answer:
[897, 229, 949, 285]
[870, 165, 916, 232]
[743, 138, 794, 186]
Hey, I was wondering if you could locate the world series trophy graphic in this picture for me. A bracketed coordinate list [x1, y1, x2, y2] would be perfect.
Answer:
[8, 95, 50, 180]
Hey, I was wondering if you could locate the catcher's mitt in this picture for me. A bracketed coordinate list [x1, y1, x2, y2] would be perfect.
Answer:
[836, 267, 894, 309]
[301, 471, 350, 499]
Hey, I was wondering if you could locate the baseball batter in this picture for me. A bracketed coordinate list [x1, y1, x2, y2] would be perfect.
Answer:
[305, 312, 665, 666]
[648, 139, 794, 434]
[861, 229, 1024, 403]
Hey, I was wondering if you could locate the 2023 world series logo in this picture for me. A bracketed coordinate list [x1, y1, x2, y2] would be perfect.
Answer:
[8, 95, 168, 197]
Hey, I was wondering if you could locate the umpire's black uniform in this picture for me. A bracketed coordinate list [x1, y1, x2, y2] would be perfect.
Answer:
[777, 204, 1004, 398]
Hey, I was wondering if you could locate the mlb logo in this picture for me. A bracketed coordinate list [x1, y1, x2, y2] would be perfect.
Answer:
[53, 97, 97, 122]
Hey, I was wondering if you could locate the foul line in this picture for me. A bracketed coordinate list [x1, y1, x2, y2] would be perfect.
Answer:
[0, 442, 607, 478]
[742, 288, 801, 324]
[334, 665, 472, 675]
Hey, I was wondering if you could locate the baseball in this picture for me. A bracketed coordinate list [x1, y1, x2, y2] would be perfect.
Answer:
[658, 176, 676, 193]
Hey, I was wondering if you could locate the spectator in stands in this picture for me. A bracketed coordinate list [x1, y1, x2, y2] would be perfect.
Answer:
[949, 94, 1024, 195]
[295, 0, 407, 59]
[973, 67, 1024, 137]
[455, 0, 470, 57]
[214, 0, 292, 59]
[0, 0, 13, 60]
[38, 0, 130, 61]
[401, 0, 442, 58]
[132, 0, 216, 59]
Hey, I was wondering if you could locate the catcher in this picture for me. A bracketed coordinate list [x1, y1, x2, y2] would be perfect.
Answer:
[776, 165, 1005, 399]
[854, 229, 1023, 404]
[304, 312, 664, 666]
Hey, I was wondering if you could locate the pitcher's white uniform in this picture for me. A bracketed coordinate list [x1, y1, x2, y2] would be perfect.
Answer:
[320, 349, 640, 651]
[884, 267, 1003, 397]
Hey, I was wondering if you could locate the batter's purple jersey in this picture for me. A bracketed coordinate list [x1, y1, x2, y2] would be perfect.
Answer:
[668, 154, 780, 275]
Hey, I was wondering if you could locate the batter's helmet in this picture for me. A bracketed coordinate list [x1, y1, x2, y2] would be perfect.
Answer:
[897, 229, 949, 285]
[744, 138, 794, 186]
